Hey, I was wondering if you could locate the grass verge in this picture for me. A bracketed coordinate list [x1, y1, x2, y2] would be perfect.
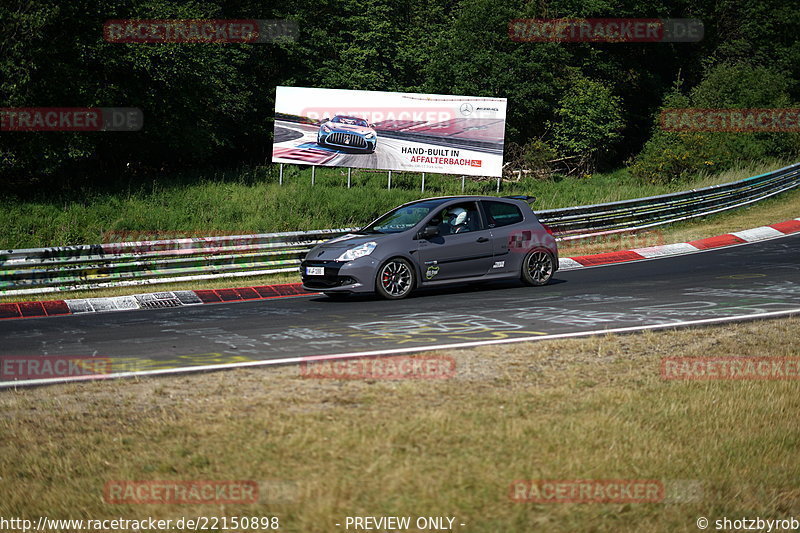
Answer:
[1, 159, 793, 249]
[2, 181, 797, 304]
[1, 317, 798, 532]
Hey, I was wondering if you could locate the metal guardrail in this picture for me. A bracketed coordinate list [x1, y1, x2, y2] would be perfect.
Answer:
[2, 163, 798, 296]
[539, 162, 800, 238]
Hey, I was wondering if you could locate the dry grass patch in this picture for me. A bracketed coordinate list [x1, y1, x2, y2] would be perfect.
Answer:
[1, 318, 799, 531]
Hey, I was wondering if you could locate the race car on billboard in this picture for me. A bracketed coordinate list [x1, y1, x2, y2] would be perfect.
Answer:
[300, 195, 558, 299]
[316, 115, 377, 153]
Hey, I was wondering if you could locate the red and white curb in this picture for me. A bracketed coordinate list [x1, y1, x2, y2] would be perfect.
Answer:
[557, 217, 800, 270]
[1, 218, 798, 321]
[0, 284, 307, 320]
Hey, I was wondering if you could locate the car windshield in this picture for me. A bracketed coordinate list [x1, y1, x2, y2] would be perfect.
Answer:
[332, 116, 368, 127]
[358, 200, 443, 234]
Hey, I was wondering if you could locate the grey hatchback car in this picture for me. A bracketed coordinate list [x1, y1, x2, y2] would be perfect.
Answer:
[300, 196, 558, 299]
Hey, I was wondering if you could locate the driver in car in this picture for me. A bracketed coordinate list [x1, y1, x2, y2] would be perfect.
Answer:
[440, 207, 470, 234]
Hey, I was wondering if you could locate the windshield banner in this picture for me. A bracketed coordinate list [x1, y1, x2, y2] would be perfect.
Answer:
[272, 86, 507, 177]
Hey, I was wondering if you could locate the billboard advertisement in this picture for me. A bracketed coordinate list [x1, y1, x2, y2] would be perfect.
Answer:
[272, 86, 507, 177]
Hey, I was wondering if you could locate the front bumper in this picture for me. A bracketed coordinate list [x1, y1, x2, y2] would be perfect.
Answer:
[318, 131, 376, 151]
[300, 257, 379, 293]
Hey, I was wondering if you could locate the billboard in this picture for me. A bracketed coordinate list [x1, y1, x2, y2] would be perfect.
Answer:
[272, 86, 507, 177]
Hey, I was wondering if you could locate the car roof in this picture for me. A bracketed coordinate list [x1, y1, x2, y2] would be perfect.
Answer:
[399, 195, 527, 207]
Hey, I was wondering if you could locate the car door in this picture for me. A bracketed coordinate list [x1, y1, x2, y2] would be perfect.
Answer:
[416, 201, 494, 281]
[481, 200, 526, 274]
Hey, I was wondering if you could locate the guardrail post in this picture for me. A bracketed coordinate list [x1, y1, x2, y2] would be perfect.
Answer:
[347, 168, 351, 189]
[496, 177, 501, 193]
[388, 170, 392, 190]
[279, 164, 284, 186]
[421, 173, 426, 193]
[461, 176, 465, 193]
[311, 166, 316, 186]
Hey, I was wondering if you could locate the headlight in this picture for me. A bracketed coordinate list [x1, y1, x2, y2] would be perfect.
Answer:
[365, 132, 375, 139]
[336, 242, 377, 262]
[322, 125, 331, 132]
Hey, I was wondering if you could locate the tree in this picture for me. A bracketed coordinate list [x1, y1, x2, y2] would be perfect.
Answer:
[549, 76, 624, 174]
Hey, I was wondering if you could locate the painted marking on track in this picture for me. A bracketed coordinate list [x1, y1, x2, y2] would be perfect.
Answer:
[2, 308, 799, 389]
[633, 243, 698, 258]
[558, 258, 584, 269]
[732, 226, 785, 242]
[718, 273, 767, 280]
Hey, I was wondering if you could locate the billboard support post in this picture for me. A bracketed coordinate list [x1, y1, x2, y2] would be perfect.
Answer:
[496, 177, 501, 192]
[421, 173, 426, 193]
[461, 176, 465, 193]
[279, 164, 284, 186]
[311, 166, 316, 186]
[388, 171, 392, 190]
[347, 168, 352, 188]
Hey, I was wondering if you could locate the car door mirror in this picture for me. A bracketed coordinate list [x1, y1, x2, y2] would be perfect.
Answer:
[419, 225, 439, 239]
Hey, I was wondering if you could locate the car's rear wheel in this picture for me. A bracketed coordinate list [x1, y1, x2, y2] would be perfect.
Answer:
[375, 258, 415, 299]
[521, 250, 554, 286]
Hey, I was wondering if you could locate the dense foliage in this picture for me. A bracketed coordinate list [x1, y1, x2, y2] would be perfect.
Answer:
[2, 0, 799, 188]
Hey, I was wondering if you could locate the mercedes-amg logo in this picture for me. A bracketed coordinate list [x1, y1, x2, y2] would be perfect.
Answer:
[460, 103, 473, 116]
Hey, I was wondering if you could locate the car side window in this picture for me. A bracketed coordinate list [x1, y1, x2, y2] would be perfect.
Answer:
[435, 202, 483, 235]
[484, 201, 523, 228]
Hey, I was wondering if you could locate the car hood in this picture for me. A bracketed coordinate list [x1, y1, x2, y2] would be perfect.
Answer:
[323, 123, 374, 134]
[306, 232, 399, 260]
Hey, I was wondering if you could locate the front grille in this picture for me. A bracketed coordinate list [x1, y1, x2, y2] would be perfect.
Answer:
[328, 132, 367, 148]
[303, 277, 355, 289]
[301, 261, 356, 289]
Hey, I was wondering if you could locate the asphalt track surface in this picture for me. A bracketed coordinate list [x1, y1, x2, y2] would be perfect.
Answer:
[1, 234, 799, 381]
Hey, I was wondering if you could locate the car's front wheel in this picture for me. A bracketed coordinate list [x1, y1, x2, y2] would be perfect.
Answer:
[375, 258, 415, 299]
[521, 249, 554, 286]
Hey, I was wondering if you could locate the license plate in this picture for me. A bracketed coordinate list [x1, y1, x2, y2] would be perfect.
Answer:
[306, 266, 324, 276]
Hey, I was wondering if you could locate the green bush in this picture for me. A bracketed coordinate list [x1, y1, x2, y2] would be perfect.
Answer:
[632, 63, 800, 183]
[550, 76, 624, 173]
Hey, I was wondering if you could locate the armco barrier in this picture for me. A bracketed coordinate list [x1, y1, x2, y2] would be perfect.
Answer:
[1, 163, 798, 296]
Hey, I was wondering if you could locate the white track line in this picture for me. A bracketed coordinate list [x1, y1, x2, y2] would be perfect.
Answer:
[2, 307, 799, 389]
